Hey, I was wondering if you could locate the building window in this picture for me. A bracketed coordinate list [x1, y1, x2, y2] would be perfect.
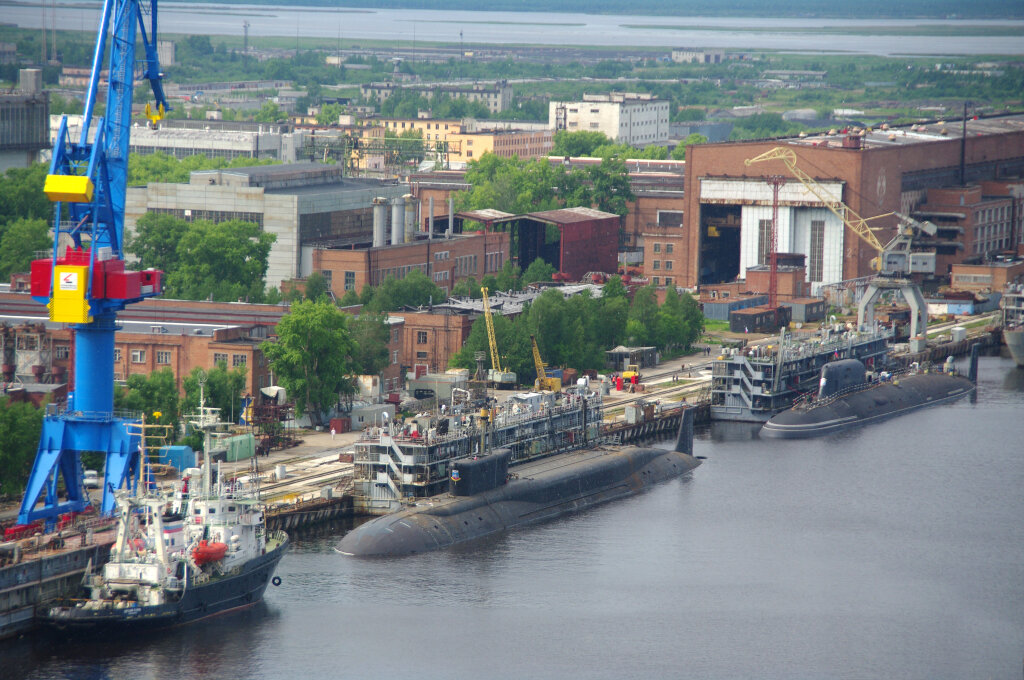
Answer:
[156, 350, 171, 364]
[666, 243, 673, 253]
[665, 260, 673, 270]
[392, 350, 399, 364]
[417, 331, 428, 344]
[416, 351, 428, 360]
[55, 345, 70, 359]
[214, 352, 228, 366]
[653, 260, 661, 270]
[232, 354, 247, 367]
[467, 151, 473, 157]
[653, 243, 661, 253]
[392, 329, 399, 342]
[114, 349, 121, 362]
[809, 220, 825, 283]
[652, 277, 660, 286]
[344, 271, 356, 291]
[758, 219, 773, 266]
[131, 349, 146, 364]
[319, 270, 332, 284]
[665, 277, 673, 286]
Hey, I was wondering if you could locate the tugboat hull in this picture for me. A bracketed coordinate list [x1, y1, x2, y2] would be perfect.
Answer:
[43, 534, 288, 632]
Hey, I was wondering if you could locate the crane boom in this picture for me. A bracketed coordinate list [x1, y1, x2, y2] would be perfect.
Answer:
[480, 287, 502, 374]
[745, 146, 890, 256]
[20, 0, 170, 525]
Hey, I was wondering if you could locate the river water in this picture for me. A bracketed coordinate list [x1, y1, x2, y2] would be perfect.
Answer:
[5, 1, 1024, 56]
[6, 354, 1024, 679]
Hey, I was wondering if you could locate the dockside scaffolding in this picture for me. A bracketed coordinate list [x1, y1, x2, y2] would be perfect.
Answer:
[352, 391, 603, 514]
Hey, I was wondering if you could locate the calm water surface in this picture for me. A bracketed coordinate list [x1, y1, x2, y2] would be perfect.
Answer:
[6, 1, 1024, 55]
[7, 355, 1024, 679]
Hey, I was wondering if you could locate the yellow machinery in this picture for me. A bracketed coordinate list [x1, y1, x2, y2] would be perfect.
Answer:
[622, 364, 641, 381]
[745, 146, 936, 339]
[480, 287, 516, 385]
[531, 335, 561, 393]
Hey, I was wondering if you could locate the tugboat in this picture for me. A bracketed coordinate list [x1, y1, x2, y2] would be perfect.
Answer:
[42, 458, 288, 632]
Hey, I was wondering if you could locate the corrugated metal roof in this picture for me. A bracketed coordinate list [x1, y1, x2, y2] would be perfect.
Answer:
[526, 206, 619, 224]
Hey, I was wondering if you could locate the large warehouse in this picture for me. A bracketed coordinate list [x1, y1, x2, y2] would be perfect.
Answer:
[682, 113, 1024, 292]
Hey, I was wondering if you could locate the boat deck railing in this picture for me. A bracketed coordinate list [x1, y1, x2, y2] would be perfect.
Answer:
[791, 362, 955, 411]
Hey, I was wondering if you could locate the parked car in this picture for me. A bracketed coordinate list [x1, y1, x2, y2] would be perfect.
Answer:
[413, 388, 435, 400]
[83, 469, 100, 489]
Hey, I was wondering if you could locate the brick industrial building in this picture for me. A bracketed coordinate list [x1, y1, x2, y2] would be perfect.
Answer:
[682, 114, 1024, 293]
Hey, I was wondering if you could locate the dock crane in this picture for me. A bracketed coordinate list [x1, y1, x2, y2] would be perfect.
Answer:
[531, 335, 561, 393]
[745, 146, 936, 339]
[480, 287, 516, 386]
[18, 0, 170, 526]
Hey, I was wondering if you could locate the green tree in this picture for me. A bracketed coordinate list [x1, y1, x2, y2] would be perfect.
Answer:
[495, 260, 522, 292]
[349, 312, 391, 376]
[588, 157, 635, 217]
[261, 299, 358, 425]
[0, 217, 50, 278]
[114, 368, 182, 440]
[165, 219, 275, 302]
[601, 275, 628, 300]
[316, 103, 345, 126]
[551, 130, 613, 157]
[126, 212, 190, 273]
[254, 101, 287, 123]
[522, 257, 556, 285]
[0, 397, 43, 500]
[671, 133, 708, 161]
[181, 363, 248, 428]
[364, 269, 443, 313]
[303, 271, 331, 302]
[0, 163, 50, 230]
[451, 276, 482, 299]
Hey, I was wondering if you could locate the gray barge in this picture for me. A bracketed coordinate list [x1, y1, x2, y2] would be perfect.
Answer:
[710, 326, 893, 422]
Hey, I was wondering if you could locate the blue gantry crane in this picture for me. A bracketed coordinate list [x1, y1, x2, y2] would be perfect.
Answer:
[18, 0, 170, 526]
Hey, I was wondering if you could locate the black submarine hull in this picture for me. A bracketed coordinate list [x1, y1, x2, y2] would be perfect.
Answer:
[337, 410, 700, 557]
[759, 372, 975, 439]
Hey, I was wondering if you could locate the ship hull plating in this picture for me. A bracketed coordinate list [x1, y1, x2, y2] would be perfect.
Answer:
[760, 373, 975, 439]
[42, 537, 288, 632]
[1004, 328, 1024, 367]
[337, 445, 700, 557]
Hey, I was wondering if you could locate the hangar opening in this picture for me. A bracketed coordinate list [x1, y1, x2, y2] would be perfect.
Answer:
[699, 203, 742, 284]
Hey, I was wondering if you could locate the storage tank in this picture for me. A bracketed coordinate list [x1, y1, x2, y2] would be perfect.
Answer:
[390, 195, 404, 245]
[404, 193, 416, 243]
[372, 197, 388, 248]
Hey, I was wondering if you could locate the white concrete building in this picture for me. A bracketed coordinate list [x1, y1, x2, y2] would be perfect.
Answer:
[548, 93, 670, 147]
[125, 163, 407, 288]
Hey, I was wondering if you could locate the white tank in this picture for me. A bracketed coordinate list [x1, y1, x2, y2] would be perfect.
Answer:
[404, 194, 416, 243]
[372, 197, 388, 248]
[390, 195, 404, 245]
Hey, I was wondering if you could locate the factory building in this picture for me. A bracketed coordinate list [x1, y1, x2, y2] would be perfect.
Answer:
[125, 163, 407, 288]
[0, 70, 49, 171]
[359, 80, 513, 114]
[53, 116, 294, 162]
[549, 93, 670, 147]
[682, 114, 1024, 292]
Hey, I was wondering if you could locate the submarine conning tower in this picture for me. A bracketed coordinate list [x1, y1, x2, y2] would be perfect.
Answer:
[450, 449, 512, 496]
[817, 359, 866, 399]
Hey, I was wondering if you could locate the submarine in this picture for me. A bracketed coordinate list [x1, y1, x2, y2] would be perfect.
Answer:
[336, 409, 700, 557]
[760, 345, 978, 440]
